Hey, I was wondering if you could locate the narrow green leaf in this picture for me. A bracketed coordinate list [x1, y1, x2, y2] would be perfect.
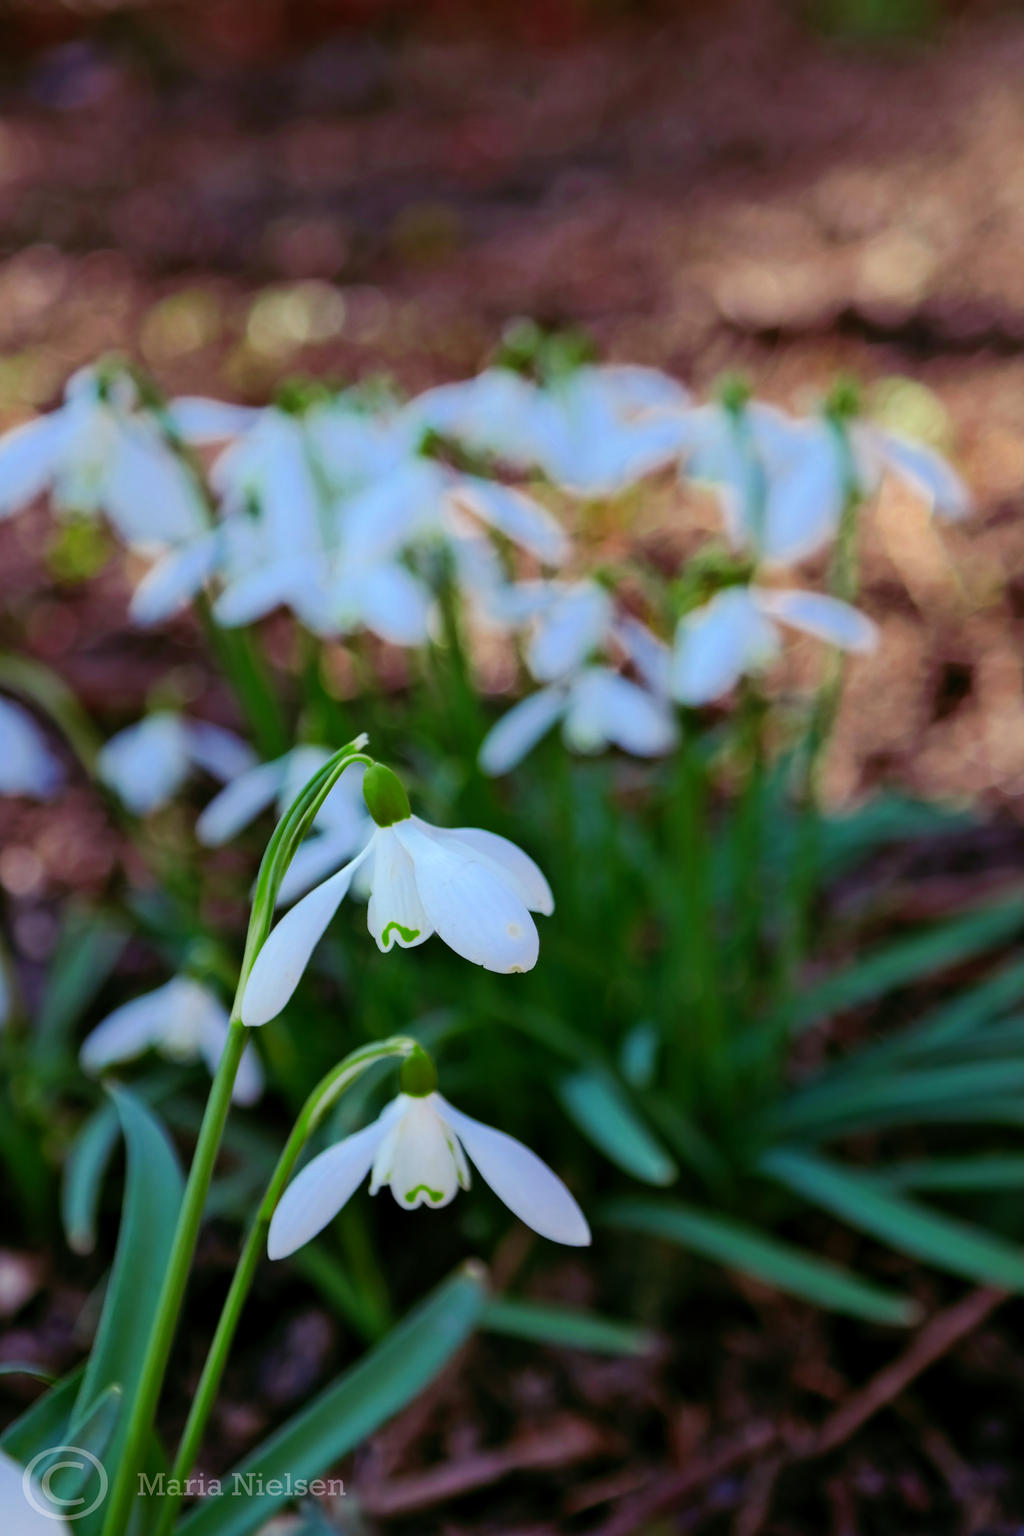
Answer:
[68, 1086, 183, 1532]
[761, 1147, 1024, 1290]
[558, 1069, 677, 1186]
[482, 1298, 655, 1356]
[879, 1154, 1024, 1192]
[0, 1362, 55, 1383]
[766, 1057, 1024, 1139]
[177, 1263, 489, 1536]
[36, 1384, 122, 1512]
[775, 895, 1024, 1035]
[0, 1367, 84, 1463]
[61, 1103, 121, 1255]
[603, 1197, 917, 1325]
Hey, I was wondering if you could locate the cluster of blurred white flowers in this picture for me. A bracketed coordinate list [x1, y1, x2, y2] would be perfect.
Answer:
[0, 351, 970, 805]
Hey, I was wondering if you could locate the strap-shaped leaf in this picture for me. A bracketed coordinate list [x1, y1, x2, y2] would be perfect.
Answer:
[482, 1298, 655, 1356]
[880, 1154, 1024, 1192]
[62, 1102, 120, 1255]
[765, 1057, 1024, 1140]
[177, 1262, 488, 1536]
[68, 1086, 183, 1533]
[0, 1367, 84, 1463]
[558, 1068, 677, 1185]
[33, 910, 126, 1065]
[761, 1147, 1024, 1289]
[603, 1197, 917, 1325]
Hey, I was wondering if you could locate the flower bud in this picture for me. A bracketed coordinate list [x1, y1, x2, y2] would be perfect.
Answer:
[362, 762, 411, 827]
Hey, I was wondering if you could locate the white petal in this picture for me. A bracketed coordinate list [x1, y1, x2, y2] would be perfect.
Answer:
[449, 476, 569, 564]
[0, 413, 65, 517]
[339, 461, 443, 564]
[192, 999, 264, 1105]
[103, 419, 207, 547]
[354, 563, 433, 646]
[392, 819, 539, 973]
[79, 985, 171, 1072]
[130, 534, 220, 626]
[184, 722, 257, 783]
[377, 1094, 463, 1209]
[753, 587, 879, 653]
[564, 668, 677, 757]
[872, 428, 971, 520]
[527, 581, 612, 683]
[366, 827, 433, 951]
[438, 1097, 590, 1246]
[612, 615, 672, 696]
[214, 557, 324, 628]
[97, 714, 192, 814]
[670, 587, 780, 706]
[240, 845, 373, 1026]
[430, 822, 554, 915]
[759, 431, 846, 564]
[2, 1446, 74, 1533]
[267, 1119, 390, 1259]
[478, 687, 566, 775]
[166, 398, 260, 445]
[0, 698, 63, 799]
[196, 759, 287, 846]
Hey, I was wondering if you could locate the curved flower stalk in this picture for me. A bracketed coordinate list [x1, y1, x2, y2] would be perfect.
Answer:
[0, 696, 64, 799]
[671, 584, 878, 706]
[80, 976, 263, 1105]
[479, 578, 677, 773]
[97, 712, 256, 816]
[197, 745, 371, 905]
[0, 365, 206, 549]
[269, 1082, 590, 1255]
[241, 763, 553, 1025]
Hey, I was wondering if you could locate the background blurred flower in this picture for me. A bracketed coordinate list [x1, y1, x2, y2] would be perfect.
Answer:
[97, 712, 255, 816]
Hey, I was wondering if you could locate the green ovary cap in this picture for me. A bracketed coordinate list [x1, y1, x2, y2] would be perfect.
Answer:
[400, 1048, 438, 1098]
[362, 763, 411, 827]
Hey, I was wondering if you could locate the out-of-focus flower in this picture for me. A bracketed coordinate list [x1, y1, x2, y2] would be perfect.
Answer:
[671, 584, 878, 705]
[0, 366, 206, 548]
[267, 1089, 590, 1256]
[0, 697, 64, 799]
[80, 976, 262, 1105]
[97, 712, 255, 816]
[479, 579, 677, 772]
[2, 1448, 70, 1532]
[197, 747, 372, 905]
[241, 765, 553, 1024]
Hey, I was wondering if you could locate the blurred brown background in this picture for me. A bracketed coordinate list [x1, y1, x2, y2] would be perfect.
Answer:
[1, 0, 1023, 817]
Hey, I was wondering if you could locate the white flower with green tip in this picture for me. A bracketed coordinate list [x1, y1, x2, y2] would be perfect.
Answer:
[267, 1059, 589, 1257]
[241, 764, 552, 1026]
[80, 976, 263, 1105]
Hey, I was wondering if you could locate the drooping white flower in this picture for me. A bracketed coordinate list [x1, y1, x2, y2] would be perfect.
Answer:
[97, 712, 256, 816]
[267, 1089, 590, 1256]
[671, 584, 878, 705]
[197, 747, 372, 905]
[0, 697, 64, 799]
[852, 423, 971, 521]
[2, 1447, 71, 1533]
[241, 767, 553, 1025]
[0, 366, 206, 549]
[80, 976, 262, 1105]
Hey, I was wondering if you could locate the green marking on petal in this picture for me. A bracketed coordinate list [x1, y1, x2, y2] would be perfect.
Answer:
[404, 1184, 444, 1204]
[382, 920, 421, 947]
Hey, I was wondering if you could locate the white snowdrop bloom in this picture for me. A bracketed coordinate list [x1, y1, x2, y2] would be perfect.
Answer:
[851, 423, 971, 521]
[405, 367, 546, 465]
[241, 765, 553, 1025]
[197, 747, 372, 905]
[0, 366, 206, 549]
[166, 396, 261, 445]
[480, 667, 677, 775]
[97, 712, 256, 816]
[671, 584, 878, 706]
[487, 579, 614, 682]
[80, 976, 262, 1105]
[528, 365, 693, 497]
[0, 697, 64, 799]
[267, 1089, 590, 1256]
[129, 529, 223, 626]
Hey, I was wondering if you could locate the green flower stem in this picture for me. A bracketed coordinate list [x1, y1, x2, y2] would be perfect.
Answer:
[101, 741, 369, 1536]
[198, 599, 289, 760]
[154, 1037, 418, 1536]
[731, 682, 767, 1030]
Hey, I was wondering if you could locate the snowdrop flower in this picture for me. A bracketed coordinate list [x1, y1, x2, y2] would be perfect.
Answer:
[197, 746, 372, 905]
[2, 1448, 70, 1533]
[98, 712, 256, 816]
[80, 976, 262, 1105]
[241, 764, 553, 1026]
[267, 1057, 589, 1256]
[0, 697, 63, 798]
[480, 666, 677, 774]
[0, 366, 206, 548]
[528, 365, 692, 496]
[671, 584, 878, 705]
[851, 422, 970, 521]
[407, 367, 546, 465]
